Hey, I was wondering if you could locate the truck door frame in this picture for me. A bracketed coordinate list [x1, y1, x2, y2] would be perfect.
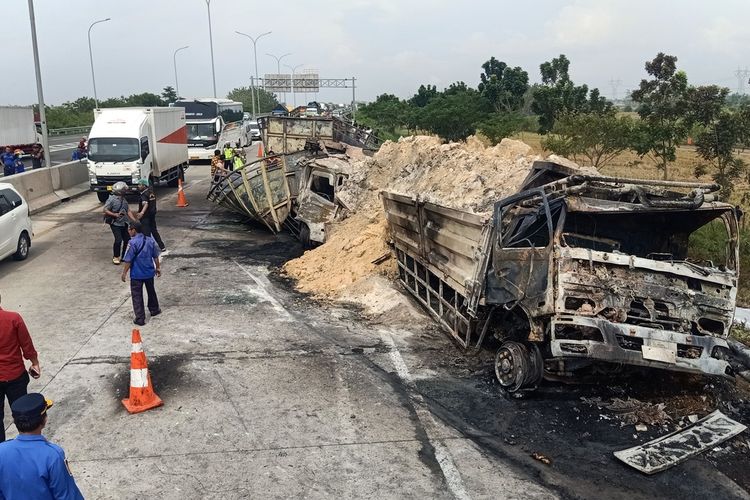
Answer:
[489, 188, 556, 309]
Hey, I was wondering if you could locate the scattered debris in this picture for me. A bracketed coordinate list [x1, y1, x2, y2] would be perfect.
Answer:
[581, 397, 671, 426]
[531, 452, 552, 465]
[635, 423, 648, 432]
[614, 410, 746, 474]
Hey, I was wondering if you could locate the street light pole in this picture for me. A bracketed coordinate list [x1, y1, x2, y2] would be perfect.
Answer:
[173, 46, 189, 99]
[87, 17, 110, 108]
[26, 0, 50, 169]
[284, 63, 303, 109]
[235, 31, 271, 118]
[204, 0, 217, 97]
[267, 52, 291, 104]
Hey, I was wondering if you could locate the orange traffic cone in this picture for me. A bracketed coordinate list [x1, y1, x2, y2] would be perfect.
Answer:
[122, 329, 163, 414]
[176, 178, 189, 207]
[257, 142, 264, 158]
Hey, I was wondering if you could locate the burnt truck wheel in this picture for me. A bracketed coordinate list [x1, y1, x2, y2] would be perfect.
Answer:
[495, 341, 543, 392]
[299, 223, 312, 249]
[96, 191, 109, 203]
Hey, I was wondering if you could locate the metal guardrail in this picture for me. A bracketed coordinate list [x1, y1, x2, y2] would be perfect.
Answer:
[48, 126, 91, 137]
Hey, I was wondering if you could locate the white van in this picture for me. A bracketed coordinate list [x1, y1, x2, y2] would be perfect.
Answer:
[0, 183, 32, 261]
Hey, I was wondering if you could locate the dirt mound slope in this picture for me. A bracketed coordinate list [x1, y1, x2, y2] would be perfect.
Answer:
[283, 135, 577, 302]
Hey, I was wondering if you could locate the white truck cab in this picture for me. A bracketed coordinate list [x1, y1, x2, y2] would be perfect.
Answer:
[87, 107, 189, 202]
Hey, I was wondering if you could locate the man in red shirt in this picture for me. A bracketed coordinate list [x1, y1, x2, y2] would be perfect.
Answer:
[0, 296, 40, 442]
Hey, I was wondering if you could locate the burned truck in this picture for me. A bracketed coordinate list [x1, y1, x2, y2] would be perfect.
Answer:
[382, 162, 739, 392]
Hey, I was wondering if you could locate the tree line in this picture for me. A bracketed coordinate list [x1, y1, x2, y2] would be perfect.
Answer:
[41, 86, 279, 129]
[357, 53, 750, 198]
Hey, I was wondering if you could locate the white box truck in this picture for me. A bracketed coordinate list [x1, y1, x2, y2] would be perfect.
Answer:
[0, 106, 39, 155]
[87, 107, 189, 202]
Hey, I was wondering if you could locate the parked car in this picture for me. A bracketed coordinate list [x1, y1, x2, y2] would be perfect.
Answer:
[0, 182, 32, 261]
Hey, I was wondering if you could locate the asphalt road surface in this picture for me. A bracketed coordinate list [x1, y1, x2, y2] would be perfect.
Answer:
[1, 165, 748, 499]
[47, 133, 84, 165]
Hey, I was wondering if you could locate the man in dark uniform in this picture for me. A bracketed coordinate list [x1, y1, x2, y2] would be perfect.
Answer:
[134, 178, 166, 251]
[0, 393, 83, 499]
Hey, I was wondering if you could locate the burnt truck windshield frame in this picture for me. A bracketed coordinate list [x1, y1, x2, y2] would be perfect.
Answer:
[560, 207, 737, 271]
[88, 138, 140, 162]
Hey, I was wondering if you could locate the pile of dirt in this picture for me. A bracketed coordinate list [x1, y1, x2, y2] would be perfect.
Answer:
[283, 135, 576, 311]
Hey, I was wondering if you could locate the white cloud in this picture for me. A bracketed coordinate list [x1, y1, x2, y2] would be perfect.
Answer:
[548, 1, 618, 47]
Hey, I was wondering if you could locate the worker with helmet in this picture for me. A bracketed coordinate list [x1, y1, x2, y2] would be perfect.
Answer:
[103, 181, 136, 265]
[13, 150, 26, 174]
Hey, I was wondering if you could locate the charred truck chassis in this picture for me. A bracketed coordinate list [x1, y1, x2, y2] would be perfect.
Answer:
[383, 164, 739, 392]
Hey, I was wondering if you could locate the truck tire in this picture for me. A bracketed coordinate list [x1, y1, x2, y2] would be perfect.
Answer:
[13, 232, 30, 261]
[494, 341, 543, 393]
[299, 224, 312, 249]
[96, 191, 109, 203]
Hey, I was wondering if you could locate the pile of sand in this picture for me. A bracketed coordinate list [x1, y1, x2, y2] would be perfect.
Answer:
[283, 135, 572, 307]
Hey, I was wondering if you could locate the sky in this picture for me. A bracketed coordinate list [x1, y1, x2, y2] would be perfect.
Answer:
[2, 0, 750, 107]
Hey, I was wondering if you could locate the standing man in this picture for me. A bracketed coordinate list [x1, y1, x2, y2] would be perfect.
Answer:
[134, 179, 166, 251]
[223, 142, 234, 171]
[31, 143, 45, 169]
[2, 147, 15, 177]
[0, 393, 84, 499]
[103, 181, 134, 265]
[13, 150, 26, 174]
[0, 294, 40, 443]
[121, 221, 161, 326]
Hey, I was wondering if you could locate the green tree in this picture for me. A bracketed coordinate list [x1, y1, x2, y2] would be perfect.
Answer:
[531, 54, 610, 134]
[99, 96, 127, 108]
[124, 92, 165, 107]
[161, 86, 178, 103]
[418, 89, 489, 142]
[408, 84, 438, 108]
[357, 94, 411, 140]
[227, 87, 279, 114]
[477, 57, 529, 113]
[477, 112, 526, 145]
[543, 112, 635, 169]
[690, 86, 749, 198]
[630, 53, 690, 180]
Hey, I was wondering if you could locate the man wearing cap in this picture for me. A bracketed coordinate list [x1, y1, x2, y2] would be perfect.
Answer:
[0, 295, 40, 442]
[133, 179, 166, 252]
[0, 393, 84, 499]
[121, 221, 162, 326]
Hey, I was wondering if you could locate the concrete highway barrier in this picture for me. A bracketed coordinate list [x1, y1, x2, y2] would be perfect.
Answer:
[2, 160, 90, 213]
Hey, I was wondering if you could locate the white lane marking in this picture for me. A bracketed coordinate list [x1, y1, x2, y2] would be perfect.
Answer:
[380, 331, 471, 500]
[49, 142, 79, 152]
[233, 260, 293, 320]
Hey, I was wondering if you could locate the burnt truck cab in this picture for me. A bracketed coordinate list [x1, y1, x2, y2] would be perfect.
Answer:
[488, 164, 738, 390]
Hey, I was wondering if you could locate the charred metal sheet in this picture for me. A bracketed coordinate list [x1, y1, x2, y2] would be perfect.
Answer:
[614, 410, 746, 474]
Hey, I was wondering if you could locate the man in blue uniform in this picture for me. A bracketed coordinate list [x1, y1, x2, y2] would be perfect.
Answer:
[0, 393, 83, 499]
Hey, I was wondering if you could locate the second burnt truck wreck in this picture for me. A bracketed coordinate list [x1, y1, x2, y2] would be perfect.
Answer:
[383, 161, 740, 392]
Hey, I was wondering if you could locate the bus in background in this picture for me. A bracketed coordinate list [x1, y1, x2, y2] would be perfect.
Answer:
[171, 98, 243, 162]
